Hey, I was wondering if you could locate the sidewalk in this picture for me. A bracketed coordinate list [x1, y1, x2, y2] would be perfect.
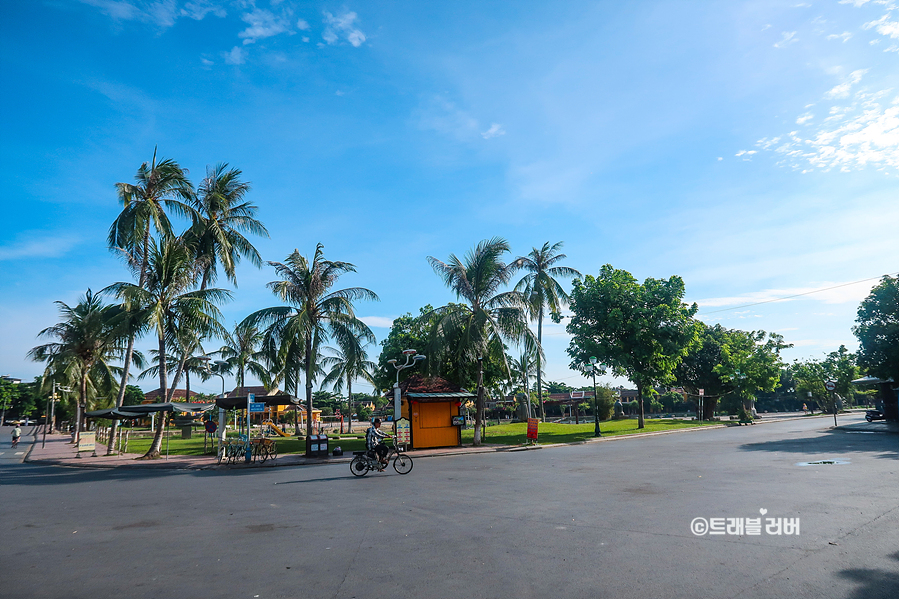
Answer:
[25, 431, 510, 470]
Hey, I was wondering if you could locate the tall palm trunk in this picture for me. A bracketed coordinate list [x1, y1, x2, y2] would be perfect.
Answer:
[108, 226, 151, 455]
[75, 371, 89, 445]
[473, 357, 485, 446]
[145, 335, 168, 457]
[536, 309, 544, 421]
[305, 334, 314, 450]
[346, 374, 353, 433]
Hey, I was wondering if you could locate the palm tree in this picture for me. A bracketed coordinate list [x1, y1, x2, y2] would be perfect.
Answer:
[106, 237, 231, 457]
[243, 244, 378, 447]
[184, 163, 269, 291]
[106, 150, 194, 451]
[218, 321, 268, 391]
[28, 290, 126, 444]
[321, 330, 377, 433]
[508, 350, 540, 419]
[514, 241, 580, 421]
[427, 237, 534, 445]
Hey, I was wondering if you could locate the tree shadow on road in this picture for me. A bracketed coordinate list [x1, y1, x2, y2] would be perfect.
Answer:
[836, 550, 899, 599]
[738, 427, 898, 460]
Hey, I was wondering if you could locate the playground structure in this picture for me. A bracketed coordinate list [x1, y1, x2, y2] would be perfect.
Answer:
[263, 420, 290, 437]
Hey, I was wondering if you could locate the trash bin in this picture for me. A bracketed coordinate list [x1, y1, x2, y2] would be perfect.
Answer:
[318, 434, 329, 457]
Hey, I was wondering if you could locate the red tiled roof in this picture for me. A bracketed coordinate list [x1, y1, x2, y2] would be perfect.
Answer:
[230, 386, 279, 397]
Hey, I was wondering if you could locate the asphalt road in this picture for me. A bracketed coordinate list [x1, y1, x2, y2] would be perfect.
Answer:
[1, 414, 897, 599]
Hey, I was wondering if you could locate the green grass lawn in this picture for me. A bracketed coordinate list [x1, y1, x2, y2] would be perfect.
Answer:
[124, 419, 717, 456]
[126, 433, 368, 457]
[462, 419, 720, 446]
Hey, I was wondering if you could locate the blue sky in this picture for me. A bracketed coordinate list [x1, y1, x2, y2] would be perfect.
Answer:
[1, 0, 897, 396]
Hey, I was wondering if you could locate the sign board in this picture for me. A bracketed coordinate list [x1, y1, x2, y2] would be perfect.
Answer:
[78, 432, 96, 452]
[248, 393, 255, 401]
[249, 402, 265, 413]
[824, 381, 836, 391]
[204, 420, 217, 433]
[699, 389, 704, 396]
[526, 418, 539, 440]
[451, 416, 465, 426]
[395, 417, 411, 444]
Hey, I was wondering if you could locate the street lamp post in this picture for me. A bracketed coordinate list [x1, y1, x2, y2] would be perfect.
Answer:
[388, 349, 426, 422]
[42, 382, 72, 448]
[200, 356, 228, 447]
[587, 357, 603, 437]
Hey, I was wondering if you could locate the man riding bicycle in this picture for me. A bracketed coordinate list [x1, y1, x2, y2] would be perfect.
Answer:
[12, 424, 22, 448]
[365, 418, 391, 469]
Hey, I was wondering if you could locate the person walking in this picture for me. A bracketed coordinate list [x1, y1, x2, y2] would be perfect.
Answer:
[12, 424, 22, 448]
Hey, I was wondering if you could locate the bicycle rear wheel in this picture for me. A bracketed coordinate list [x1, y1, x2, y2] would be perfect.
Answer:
[350, 455, 369, 477]
[393, 453, 413, 474]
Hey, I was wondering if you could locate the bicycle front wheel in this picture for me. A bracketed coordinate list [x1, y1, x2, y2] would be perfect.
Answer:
[350, 455, 369, 477]
[393, 453, 413, 474]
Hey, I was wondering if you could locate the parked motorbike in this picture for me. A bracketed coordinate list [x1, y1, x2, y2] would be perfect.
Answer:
[865, 409, 885, 422]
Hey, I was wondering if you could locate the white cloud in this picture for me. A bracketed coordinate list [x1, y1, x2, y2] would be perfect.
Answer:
[774, 31, 798, 48]
[322, 11, 366, 47]
[481, 123, 506, 139]
[824, 69, 867, 99]
[826, 32, 853, 42]
[77, 0, 225, 29]
[297, 19, 310, 31]
[864, 12, 899, 38]
[359, 316, 395, 329]
[182, 1, 226, 20]
[238, 8, 291, 44]
[796, 113, 814, 124]
[223, 46, 245, 65]
[201, 57, 214, 66]
[717, 157, 723, 160]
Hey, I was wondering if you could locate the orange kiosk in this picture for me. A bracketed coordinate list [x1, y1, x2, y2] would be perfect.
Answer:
[393, 374, 475, 449]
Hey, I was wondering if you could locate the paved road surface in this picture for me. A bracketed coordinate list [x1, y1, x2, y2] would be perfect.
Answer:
[0, 424, 38, 464]
[1, 414, 896, 599]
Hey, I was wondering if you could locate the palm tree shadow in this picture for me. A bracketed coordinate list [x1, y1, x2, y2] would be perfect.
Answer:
[739, 427, 899, 460]
[836, 550, 899, 598]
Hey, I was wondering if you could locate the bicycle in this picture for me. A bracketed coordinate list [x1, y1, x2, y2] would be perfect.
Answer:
[350, 438, 413, 476]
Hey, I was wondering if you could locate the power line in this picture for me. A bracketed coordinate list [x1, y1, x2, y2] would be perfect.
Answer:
[697, 272, 897, 315]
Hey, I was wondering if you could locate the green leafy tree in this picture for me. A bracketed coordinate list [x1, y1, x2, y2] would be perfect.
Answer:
[184, 163, 269, 291]
[853, 275, 899, 420]
[823, 345, 860, 405]
[0, 380, 17, 424]
[566, 265, 700, 429]
[321, 330, 376, 433]
[674, 323, 741, 419]
[106, 238, 230, 457]
[122, 385, 145, 407]
[244, 244, 378, 444]
[713, 330, 791, 417]
[373, 306, 434, 392]
[218, 321, 268, 390]
[427, 238, 534, 445]
[107, 150, 193, 450]
[514, 241, 580, 421]
[28, 290, 126, 443]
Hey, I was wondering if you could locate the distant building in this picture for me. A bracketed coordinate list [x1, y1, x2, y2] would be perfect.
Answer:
[142, 388, 200, 403]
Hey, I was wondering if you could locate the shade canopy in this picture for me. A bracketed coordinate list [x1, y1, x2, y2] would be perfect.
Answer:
[85, 402, 217, 420]
[214, 394, 301, 410]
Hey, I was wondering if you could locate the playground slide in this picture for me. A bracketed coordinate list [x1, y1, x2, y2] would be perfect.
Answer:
[264, 421, 290, 437]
